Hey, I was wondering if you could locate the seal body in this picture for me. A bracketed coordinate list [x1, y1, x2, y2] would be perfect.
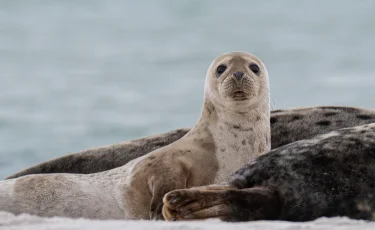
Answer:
[0, 172, 126, 219]
[0, 52, 271, 219]
[163, 123, 375, 222]
[7, 106, 375, 179]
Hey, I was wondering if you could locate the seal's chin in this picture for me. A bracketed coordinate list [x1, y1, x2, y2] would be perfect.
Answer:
[230, 90, 250, 101]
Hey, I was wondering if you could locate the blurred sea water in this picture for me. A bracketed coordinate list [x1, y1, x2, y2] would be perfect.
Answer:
[0, 0, 375, 178]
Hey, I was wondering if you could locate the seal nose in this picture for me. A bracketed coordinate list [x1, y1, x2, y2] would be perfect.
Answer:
[232, 71, 244, 81]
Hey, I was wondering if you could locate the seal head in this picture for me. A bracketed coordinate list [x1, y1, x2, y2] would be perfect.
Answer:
[205, 52, 269, 113]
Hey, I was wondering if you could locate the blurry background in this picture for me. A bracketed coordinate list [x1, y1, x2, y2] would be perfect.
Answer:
[1, 0, 375, 178]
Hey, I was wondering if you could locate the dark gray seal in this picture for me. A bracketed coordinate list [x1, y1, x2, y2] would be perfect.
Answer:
[6, 106, 375, 179]
[163, 123, 375, 222]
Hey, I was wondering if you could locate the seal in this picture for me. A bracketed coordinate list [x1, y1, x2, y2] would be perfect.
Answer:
[6, 129, 190, 179]
[7, 106, 375, 179]
[0, 51, 271, 220]
[270, 106, 375, 147]
[163, 123, 375, 222]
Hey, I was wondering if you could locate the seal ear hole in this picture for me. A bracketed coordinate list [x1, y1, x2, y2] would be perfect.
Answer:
[216, 65, 227, 77]
[249, 63, 260, 75]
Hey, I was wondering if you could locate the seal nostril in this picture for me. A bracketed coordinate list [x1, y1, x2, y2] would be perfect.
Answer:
[233, 71, 244, 81]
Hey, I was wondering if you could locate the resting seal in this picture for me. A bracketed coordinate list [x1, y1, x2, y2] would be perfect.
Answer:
[0, 51, 271, 219]
[163, 123, 375, 222]
[7, 106, 375, 179]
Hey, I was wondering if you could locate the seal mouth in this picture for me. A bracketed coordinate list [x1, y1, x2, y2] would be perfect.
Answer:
[231, 90, 249, 101]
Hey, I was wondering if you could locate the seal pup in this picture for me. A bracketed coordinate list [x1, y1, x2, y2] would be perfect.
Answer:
[163, 123, 375, 222]
[7, 106, 375, 179]
[0, 51, 271, 219]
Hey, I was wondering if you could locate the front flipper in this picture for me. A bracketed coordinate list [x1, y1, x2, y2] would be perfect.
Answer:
[162, 186, 282, 222]
[149, 174, 188, 220]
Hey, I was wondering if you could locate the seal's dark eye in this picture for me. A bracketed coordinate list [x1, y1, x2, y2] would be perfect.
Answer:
[249, 63, 260, 74]
[216, 65, 227, 76]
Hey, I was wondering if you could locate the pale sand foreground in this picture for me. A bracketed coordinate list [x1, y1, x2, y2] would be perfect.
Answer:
[0, 212, 374, 230]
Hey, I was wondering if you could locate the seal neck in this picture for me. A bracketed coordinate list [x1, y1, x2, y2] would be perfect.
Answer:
[201, 100, 270, 129]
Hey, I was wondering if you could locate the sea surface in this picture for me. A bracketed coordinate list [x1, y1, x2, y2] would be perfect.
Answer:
[1, 0, 375, 179]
